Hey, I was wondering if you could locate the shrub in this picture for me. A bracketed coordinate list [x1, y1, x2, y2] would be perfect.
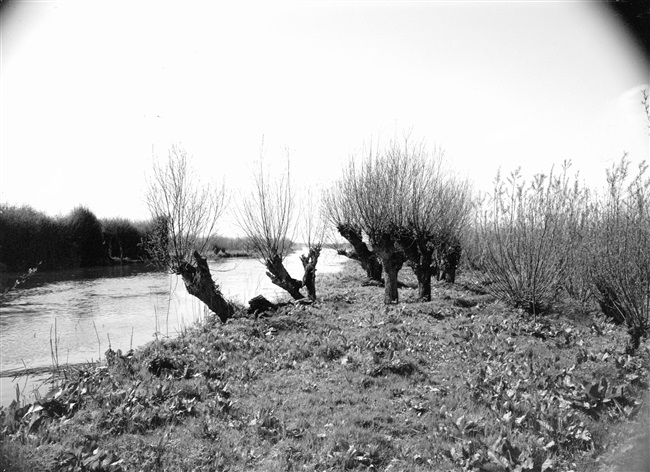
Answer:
[101, 217, 148, 260]
[63, 206, 107, 267]
[0, 204, 161, 271]
[586, 156, 649, 351]
[478, 162, 588, 315]
[0, 204, 64, 271]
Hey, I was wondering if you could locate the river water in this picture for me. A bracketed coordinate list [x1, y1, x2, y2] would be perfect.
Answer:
[0, 248, 345, 407]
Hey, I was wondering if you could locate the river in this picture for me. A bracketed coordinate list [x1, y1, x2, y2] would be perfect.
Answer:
[0, 248, 346, 407]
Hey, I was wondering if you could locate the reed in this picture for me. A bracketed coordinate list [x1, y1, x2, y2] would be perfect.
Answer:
[92, 320, 101, 362]
[49, 319, 60, 371]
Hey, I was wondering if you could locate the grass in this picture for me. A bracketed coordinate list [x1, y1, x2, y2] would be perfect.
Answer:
[1, 261, 648, 471]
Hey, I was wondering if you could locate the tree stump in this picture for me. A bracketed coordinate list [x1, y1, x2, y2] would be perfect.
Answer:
[248, 295, 278, 316]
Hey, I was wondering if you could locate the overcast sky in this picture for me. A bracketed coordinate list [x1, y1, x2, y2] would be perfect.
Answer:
[1, 1, 648, 234]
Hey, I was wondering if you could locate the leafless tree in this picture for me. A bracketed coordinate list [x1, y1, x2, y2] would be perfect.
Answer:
[327, 136, 472, 303]
[298, 188, 327, 299]
[323, 184, 383, 282]
[394, 147, 472, 299]
[236, 149, 324, 301]
[431, 178, 473, 283]
[333, 138, 416, 303]
[145, 145, 233, 322]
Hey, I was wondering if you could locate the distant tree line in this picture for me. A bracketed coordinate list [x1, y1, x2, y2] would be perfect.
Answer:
[0, 205, 153, 272]
[0, 204, 253, 274]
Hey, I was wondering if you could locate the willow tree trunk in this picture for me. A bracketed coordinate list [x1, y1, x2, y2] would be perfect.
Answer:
[176, 251, 233, 323]
[265, 253, 304, 300]
[337, 224, 383, 282]
[437, 235, 462, 284]
[382, 257, 404, 304]
[414, 265, 434, 301]
[413, 245, 435, 300]
[375, 237, 406, 304]
[396, 233, 434, 301]
[300, 246, 321, 300]
[439, 253, 460, 284]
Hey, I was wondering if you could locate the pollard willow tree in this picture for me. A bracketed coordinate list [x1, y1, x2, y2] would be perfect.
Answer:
[327, 137, 471, 303]
[145, 145, 234, 322]
[299, 188, 327, 300]
[236, 153, 325, 301]
[393, 146, 472, 300]
[323, 184, 383, 282]
[329, 139, 416, 304]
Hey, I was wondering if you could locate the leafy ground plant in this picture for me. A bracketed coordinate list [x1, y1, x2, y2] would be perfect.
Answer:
[1, 262, 648, 471]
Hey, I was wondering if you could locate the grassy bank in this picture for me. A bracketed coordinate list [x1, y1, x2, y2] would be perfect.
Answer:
[1, 262, 648, 471]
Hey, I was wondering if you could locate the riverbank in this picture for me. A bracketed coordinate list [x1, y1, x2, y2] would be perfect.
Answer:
[1, 261, 648, 471]
[212, 249, 254, 259]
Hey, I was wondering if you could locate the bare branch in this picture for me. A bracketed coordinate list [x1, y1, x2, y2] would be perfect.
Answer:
[144, 144, 232, 321]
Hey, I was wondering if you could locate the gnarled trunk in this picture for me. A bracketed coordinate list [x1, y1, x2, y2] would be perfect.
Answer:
[375, 233, 406, 304]
[415, 266, 434, 301]
[176, 251, 233, 323]
[396, 230, 434, 302]
[431, 233, 462, 284]
[337, 224, 383, 282]
[382, 256, 404, 304]
[265, 253, 304, 300]
[300, 246, 321, 300]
